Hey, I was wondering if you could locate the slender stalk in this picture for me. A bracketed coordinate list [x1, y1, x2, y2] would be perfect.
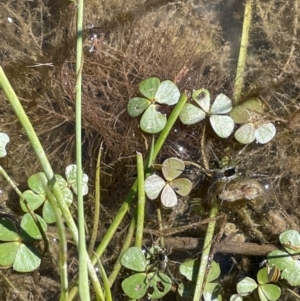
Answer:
[135, 152, 145, 248]
[233, 0, 253, 104]
[193, 195, 219, 301]
[88, 144, 102, 256]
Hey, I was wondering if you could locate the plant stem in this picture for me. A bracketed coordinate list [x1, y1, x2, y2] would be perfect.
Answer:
[135, 152, 145, 248]
[193, 194, 219, 301]
[233, 0, 253, 104]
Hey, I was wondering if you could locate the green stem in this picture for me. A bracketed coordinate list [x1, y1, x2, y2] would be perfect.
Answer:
[135, 152, 145, 248]
[193, 194, 219, 301]
[233, 0, 253, 104]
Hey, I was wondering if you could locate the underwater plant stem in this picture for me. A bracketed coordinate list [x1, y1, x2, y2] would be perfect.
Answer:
[88, 143, 102, 256]
[233, 0, 253, 104]
[193, 195, 219, 301]
[135, 152, 145, 248]
[91, 93, 188, 263]
[108, 214, 137, 286]
[74, 0, 90, 298]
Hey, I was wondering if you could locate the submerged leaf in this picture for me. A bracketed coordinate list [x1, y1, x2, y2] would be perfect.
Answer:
[210, 93, 232, 114]
[179, 103, 206, 125]
[210, 115, 234, 138]
[155, 80, 180, 105]
[140, 104, 167, 134]
[139, 77, 160, 99]
[127, 97, 151, 117]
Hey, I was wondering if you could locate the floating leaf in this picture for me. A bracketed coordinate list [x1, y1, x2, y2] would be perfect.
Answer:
[192, 89, 210, 113]
[161, 184, 178, 208]
[279, 229, 300, 255]
[144, 174, 165, 200]
[179, 258, 199, 281]
[258, 284, 281, 301]
[162, 157, 185, 181]
[65, 165, 88, 196]
[28, 172, 47, 195]
[0, 132, 10, 157]
[140, 104, 167, 134]
[121, 273, 148, 299]
[210, 93, 232, 114]
[42, 200, 57, 224]
[13, 243, 41, 272]
[234, 123, 256, 144]
[203, 282, 222, 301]
[147, 272, 172, 299]
[210, 115, 234, 138]
[155, 80, 180, 105]
[139, 77, 160, 99]
[170, 178, 192, 196]
[255, 123, 276, 144]
[0, 218, 19, 242]
[127, 97, 151, 117]
[120, 247, 147, 272]
[179, 103, 206, 125]
[230, 295, 243, 301]
[20, 190, 45, 212]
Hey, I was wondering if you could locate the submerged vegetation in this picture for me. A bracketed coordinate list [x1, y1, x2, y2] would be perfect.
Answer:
[0, 0, 300, 300]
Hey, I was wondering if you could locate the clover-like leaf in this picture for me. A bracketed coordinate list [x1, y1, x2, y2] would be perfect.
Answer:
[234, 123, 256, 144]
[203, 282, 222, 301]
[140, 104, 167, 134]
[230, 295, 243, 301]
[0, 218, 19, 242]
[237, 277, 257, 296]
[279, 229, 300, 255]
[210, 93, 232, 114]
[258, 284, 281, 301]
[155, 80, 180, 105]
[255, 123, 276, 144]
[42, 200, 57, 224]
[121, 273, 148, 299]
[13, 243, 41, 272]
[139, 77, 160, 99]
[169, 178, 192, 196]
[179, 103, 206, 125]
[0, 132, 10, 157]
[162, 157, 185, 181]
[28, 172, 47, 195]
[120, 247, 147, 272]
[20, 190, 45, 212]
[192, 88, 210, 113]
[127, 97, 151, 117]
[161, 184, 178, 208]
[147, 272, 172, 299]
[144, 174, 166, 200]
[65, 164, 89, 196]
[210, 115, 234, 138]
[0, 242, 19, 267]
[19, 213, 47, 242]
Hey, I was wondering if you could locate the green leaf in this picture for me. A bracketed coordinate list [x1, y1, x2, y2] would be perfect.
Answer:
[139, 77, 160, 99]
[162, 157, 185, 181]
[230, 295, 243, 301]
[192, 88, 210, 113]
[170, 178, 192, 196]
[0, 132, 10, 157]
[147, 272, 172, 299]
[236, 277, 257, 296]
[179, 258, 199, 281]
[203, 282, 222, 301]
[258, 284, 281, 301]
[20, 190, 45, 212]
[207, 261, 221, 282]
[20, 213, 47, 241]
[255, 123, 276, 144]
[179, 103, 206, 125]
[210, 115, 234, 138]
[42, 200, 57, 224]
[13, 243, 41, 272]
[120, 247, 147, 272]
[127, 97, 151, 117]
[234, 123, 256, 144]
[241, 98, 264, 112]
[0, 218, 19, 241]
[65, 165, 89, 196]
[155, 80, 180, 105]
[28, 172, 47, 194]
[121, 273, 148, 299]
[279, 229, 300, 255]
[161, 184, 178, 208]
[257, 267, 269, 285]
[144, 174, 165, 200]
[210, 93, 232, 114]
[140, 104, 167, 134]
[230, 106, 252, 124]
[0, 242, 19, 267]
